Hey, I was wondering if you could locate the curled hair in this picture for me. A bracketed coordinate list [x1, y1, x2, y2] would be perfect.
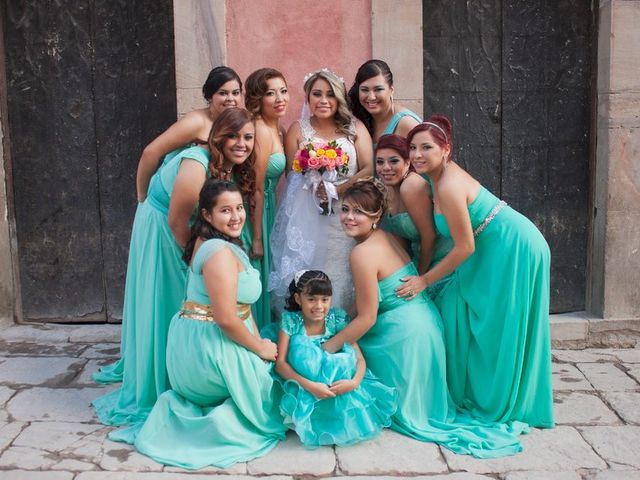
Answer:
[407, 115, 453, 151]
[207, 108, 257, 214]
[375, 133, 408, 160]
[284, 270, 333, 312]
[202, 66, 242, 101]
[348, 59, 394, 136]
[183, 180, 243, 264]
[343, 176, 389, 218]
[244, 67, 287, 116]
[304, 69, 356, 139]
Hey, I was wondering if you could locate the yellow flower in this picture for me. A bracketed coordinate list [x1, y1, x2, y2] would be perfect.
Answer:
[292, 159, 302, 173]
[316, 148, 325, 157]
[326, 149, 337, 159]
[341, 154, 348, 164]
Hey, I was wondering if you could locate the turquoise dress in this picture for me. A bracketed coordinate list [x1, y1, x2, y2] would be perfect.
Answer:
[433, 186, 554, 428]
[380, 211, 453, 299]
[276, 308, 397, 448]
[373, 110, 422, 149]
[92, 146, 210, 426]
[240, 152, 285, 329]
[359, 263, 527, 458]
[122, 239, 286, 469]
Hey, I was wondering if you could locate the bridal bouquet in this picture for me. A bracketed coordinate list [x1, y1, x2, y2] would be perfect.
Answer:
[292, 141, 349, 215]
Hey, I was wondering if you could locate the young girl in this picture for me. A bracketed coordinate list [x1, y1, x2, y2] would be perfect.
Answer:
[274, 270, 396, 448]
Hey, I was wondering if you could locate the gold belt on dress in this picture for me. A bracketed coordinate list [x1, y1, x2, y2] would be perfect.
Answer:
[180, 301, 252, 322]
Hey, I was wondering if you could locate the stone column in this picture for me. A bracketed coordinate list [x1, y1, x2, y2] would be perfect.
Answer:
[587, 0, 640, 332]
[371, 0, 424, 117]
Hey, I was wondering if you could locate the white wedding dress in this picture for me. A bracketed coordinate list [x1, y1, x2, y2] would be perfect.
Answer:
[269, 116, 358, 317]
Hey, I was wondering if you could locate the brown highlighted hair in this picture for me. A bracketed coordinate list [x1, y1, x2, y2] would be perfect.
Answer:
[244, 67, 287, 116]
[342, 176, 389, 219]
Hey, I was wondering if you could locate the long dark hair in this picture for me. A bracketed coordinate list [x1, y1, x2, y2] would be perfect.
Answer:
[347, 59, 394, 136]
[207, 108, 257, 214]
[202, 66, 242, 101]
[284, 270, 333, 312]
[183, 180, 243, 264]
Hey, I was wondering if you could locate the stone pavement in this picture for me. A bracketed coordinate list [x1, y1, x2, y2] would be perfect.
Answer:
[0, 323, 638, 480]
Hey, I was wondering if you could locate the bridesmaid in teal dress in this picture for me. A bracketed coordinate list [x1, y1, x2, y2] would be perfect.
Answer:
[92, 108, 258, 429]
[94, 66, 243, 384]
[397, 116, 554, 428]
[323, 178, 526, 458]
[375, 134, 453, 299]
[125, 180, 286, 469]
[348, 59, 421, 148]
[240, 68, 288, 329]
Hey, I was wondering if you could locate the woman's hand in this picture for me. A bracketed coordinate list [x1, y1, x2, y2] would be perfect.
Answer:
[257, 339, 278, 362]
[395, 274, 429, 299]
[329, 379, 358, 395]
[306, 381, 337, 399]
[250, 239, 264, 260]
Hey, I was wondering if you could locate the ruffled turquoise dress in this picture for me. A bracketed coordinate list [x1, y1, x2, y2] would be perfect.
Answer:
[276, 308, 397, 448]
[92, 146, 210, 427]
[433, 186, 554, 428]
[240, 152, 285, 329]
[119, 239, 286, 469]
[381, 211, 453, 299]
[358, 263, 527, 458]
[373, 110, 422, 149]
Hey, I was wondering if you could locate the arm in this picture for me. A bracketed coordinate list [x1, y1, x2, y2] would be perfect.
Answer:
[167, 159, 208, 248]
[395, 114, 420, 139]
[329, 342, 366, 395]
[203, 247, 277, 360]
[137, 112, 206, 202]
[275, 330, 335, 399]
[336, 121, 374, 197]
[396, 180, 475, 297]
[249, 125, 272, 259]
[323, 246, 379, 353]
[284, 122, 302, 173]
[400, 175, 436, 274]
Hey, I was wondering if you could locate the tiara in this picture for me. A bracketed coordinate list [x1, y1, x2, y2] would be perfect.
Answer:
[422, 122, 448, 142]
[303, 68, 344, 84]
[293, 269, 309, 286]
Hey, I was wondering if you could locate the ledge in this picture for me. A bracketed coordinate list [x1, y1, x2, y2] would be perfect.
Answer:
[551, 311, 640, 348]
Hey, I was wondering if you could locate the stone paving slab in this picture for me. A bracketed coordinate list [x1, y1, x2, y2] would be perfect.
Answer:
[7, 387, 99, 422]
[577, 362, 639, 391]
[0, 472, 74, 480]
[81, 344, 120, 360]
[624, 363, 640, 383]
[0, 445, 97, 471]
[68, 325, 121, 344]
[504, 472, 582, 480]
[0, 325, 76, 343]
[0, 356, 85, 386]
[579, 426, 640, 469]
[76, 474, 291, 480]
[553, 349, 622, 363]
[553, 363, 594, 391]
[602, 391, 640, 424]
[326, 476, 494, 480]
[0, 340, 87, 357]
[164, 461, 247, 475]
[0, 385, 16, 405]
[100, 439, 164, 472]
[613, 349, 640, 363]
[0, 421, 26, 450]
[554, 391, 620, 425]
[591, 471, 640, 479]
[335, 430, 447, 475]
[442, 427, 607, 473]
[75, 359, 114, 385]
[246, 434, 335, 476]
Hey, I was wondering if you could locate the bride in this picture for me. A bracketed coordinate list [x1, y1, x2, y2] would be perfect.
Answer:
[269, 68, 373, 316]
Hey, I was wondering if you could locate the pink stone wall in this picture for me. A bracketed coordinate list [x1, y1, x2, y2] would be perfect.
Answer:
[226, 0, 372, 129]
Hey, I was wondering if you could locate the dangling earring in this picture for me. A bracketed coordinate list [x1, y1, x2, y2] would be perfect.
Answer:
[372, 222, 378, 230]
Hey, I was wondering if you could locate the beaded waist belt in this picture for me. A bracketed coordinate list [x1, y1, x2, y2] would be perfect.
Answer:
[473, 200, 507, 237]
[180, 301, 252, 322]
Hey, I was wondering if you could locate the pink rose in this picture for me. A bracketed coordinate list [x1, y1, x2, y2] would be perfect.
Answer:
[306, 156, 321, 169]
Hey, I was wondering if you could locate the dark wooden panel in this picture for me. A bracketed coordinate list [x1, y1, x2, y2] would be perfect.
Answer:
[4, 2, 105, 320]
[92, 0, 176, 321]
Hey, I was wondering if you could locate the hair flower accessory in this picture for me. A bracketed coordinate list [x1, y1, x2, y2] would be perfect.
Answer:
[303, 68, 345, 84]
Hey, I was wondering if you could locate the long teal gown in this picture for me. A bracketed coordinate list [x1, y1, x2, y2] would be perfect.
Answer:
[275, 308, 397, 448]
[92, 146, 210, 427]
[240, 152, 285, 329]
[432, 186, 554, 428]
[121, 238, 287, 469]
[373, 110, 422, 149]
[381, 210, 453, 299]
[358, 263, 527, 458]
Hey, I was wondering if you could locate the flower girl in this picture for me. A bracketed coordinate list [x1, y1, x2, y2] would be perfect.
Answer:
[273, 270, 397, 448]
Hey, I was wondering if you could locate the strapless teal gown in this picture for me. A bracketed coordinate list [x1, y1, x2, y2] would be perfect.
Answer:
[433, 186, 554, 428]
[274, 309, 396, 448]
[381, 211, 453, 299]
[92, 146, 210, 427]
[114, 239, 286, 469]
[372, 110, 422, 149]
[358, 263, 526, 458]
[240, 152, 285, 329]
